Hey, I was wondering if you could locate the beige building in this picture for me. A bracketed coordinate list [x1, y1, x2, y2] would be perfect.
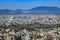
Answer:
[4, 35, 15, 40]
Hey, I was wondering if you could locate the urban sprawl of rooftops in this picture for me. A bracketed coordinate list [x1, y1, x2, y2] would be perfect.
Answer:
[0, 14, 60, 25]
[0, 14, 60, 40]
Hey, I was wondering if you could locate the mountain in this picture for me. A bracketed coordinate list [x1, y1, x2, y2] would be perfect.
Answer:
[0, 9, 23, 15]
[30, 6, 60, 11]
[0, 6, 60, 15]
[29, 6, 60, 15]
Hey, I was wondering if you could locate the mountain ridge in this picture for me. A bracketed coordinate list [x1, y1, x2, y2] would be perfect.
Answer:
[0, 6, 60, 15]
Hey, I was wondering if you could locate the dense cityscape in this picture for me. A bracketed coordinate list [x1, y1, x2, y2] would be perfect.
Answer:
[0, 0, 60, 40]
[0, 14, 60, 40]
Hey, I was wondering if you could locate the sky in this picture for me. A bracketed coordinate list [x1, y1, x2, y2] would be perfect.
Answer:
[0, 0, 60, 10]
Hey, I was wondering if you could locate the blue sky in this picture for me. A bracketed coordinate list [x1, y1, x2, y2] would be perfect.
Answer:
[0, 0, 60, 10]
